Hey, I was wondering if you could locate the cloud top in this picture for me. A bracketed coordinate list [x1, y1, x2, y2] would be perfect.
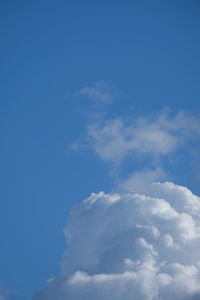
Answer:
[34, 181, 200, 300]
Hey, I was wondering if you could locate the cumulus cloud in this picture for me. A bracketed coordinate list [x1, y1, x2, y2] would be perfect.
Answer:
[79, 81, 118, 104]
[34, 181, 200, 300]
[35, 103, 200, 299]
[88, 110, 200, 164]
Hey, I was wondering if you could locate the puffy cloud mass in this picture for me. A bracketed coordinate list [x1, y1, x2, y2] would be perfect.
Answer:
[34, 182, 200, 300]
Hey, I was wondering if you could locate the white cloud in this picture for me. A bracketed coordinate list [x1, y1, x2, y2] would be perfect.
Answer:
[87, 110, 200, 164]
[34, 181, 200, 300]
[79, 81, 118, 104]
[35, 105, 200, 299]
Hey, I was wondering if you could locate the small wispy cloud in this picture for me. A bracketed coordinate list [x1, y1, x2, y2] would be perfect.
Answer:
[78, 81, 119, 105]
[118, 167, 167, 193]
[87, 110, 200, 164]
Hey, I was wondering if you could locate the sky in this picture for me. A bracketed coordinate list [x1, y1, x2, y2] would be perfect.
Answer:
[0, 1, 200, 299]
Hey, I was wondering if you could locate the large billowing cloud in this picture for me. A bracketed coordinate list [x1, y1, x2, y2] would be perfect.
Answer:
[34, 105, 200, 299]
[34, 181, 200, 300]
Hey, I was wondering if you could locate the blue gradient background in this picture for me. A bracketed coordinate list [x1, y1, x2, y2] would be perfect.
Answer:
[0, 1, 200, 299]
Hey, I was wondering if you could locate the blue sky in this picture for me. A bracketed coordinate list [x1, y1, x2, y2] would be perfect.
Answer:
[1, 1, 200, 299]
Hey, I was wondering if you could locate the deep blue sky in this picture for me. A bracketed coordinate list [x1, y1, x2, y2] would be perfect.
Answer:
[0, 1, 200, 299]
